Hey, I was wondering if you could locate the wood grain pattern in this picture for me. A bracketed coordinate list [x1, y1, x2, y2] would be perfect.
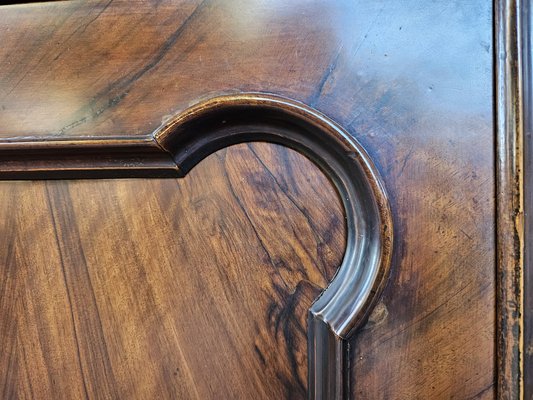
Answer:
[0, 0, 496, 398]
[524, 0, 533, 395]
[0, 143, 345, 399]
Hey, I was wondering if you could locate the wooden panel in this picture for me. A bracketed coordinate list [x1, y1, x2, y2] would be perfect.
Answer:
[0, 0, 496, 398]
[0, 0, 340, 137]
[0, 143, 345, 399]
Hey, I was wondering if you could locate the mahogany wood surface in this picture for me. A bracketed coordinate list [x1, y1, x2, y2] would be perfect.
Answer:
[0, 1, 495, 399]
[520, 0, 532, 397]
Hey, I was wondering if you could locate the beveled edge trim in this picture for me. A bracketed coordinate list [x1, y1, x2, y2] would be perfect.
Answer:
[495, 0, 529, 398]
[0, 135, 180, 179]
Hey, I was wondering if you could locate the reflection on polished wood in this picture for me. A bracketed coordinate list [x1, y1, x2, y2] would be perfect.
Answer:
[0, 0, 496, 399]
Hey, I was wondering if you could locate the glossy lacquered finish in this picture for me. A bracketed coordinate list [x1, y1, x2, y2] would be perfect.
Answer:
[0, 1, 495, 399]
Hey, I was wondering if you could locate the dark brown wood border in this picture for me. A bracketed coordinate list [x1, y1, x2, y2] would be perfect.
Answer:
[0, 135, 179, 179]
[495, 0, 530, 398]
[521, 0, 532, 397]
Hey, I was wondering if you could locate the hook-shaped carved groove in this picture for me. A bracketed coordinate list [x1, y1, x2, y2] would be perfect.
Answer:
[154, 94, 393, 400]
[0, 93, 393, 400]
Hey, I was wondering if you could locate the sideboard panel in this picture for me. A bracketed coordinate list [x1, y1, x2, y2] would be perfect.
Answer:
[0, 1, 496, 399]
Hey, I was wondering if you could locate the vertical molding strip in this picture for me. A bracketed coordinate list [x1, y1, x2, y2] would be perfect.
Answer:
[521, 0, 532, 397]
[495, 0, 526, 398]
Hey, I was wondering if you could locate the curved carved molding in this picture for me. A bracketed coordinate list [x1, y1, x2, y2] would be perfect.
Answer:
[154, 94, 393, 399]
[0, 93, 393, 400]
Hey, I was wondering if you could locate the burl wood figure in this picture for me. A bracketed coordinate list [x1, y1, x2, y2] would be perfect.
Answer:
[0, 1, 530, 400]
